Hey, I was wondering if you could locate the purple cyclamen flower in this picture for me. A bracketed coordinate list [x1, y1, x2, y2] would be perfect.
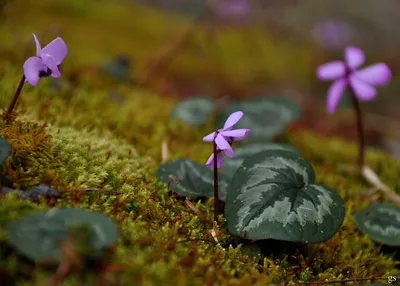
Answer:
[203, 111, 250, 168]
[23, 34, 68, 86]
[317, 46, 391, 113]
[312, 19, 353, 51]
[215, 0, 250, 18]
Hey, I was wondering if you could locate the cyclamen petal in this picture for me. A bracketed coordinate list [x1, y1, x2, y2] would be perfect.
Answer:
[205, 153, 214, 167]
[223, 111, 243, 129]
[349, 75, 376, 101]
[316, 61, 346, 81]
[355, 63, 391, 86]
[23, 57, 46, 86]
[223, 147, 234, 158]
[33, 33, 42, 56]
[41, 37, 68, 65]
[41, 54, 61, 77]
[205, 153, 224, 168]
[327, 79, 347, 113]
[232, 129, 251, 141]
[215, 134, 234, 157]
[203, 131, 216, 142]
[345, 46, 365, 69]
[221, 129, 250, 138]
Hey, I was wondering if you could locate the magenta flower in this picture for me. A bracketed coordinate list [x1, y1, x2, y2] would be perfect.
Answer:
[203, 110, 250, 223]
[4, 33, 68, 122]
[203, 111, 250, 168]
[215, 0, 250, 18]
[312, 19, 353, 51]
[317, 46, 391, 113]
[23, 34, 68, 86]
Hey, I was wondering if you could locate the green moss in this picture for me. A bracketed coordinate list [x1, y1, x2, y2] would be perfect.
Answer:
[284, 130, 400, 199]
[0, 119, 64, 190]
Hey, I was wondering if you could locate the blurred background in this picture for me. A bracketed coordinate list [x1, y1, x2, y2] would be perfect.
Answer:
[1, 0, 400, 157]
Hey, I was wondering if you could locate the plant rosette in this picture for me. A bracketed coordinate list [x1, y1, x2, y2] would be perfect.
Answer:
[224, 149, 345, 243]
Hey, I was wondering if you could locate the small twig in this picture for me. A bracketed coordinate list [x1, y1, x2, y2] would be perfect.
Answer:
[46, 261, 72, 286]
[185, 199, 208, 222]
[362, 165, 400, 206]
[208, 228, 219, 243]
[161, 140, 169, 163]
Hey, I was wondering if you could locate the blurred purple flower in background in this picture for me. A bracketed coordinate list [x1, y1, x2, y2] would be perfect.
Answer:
[23, 34, 67, 86]
[312, 19, 354, 51]
[317, 46, 391, 113]
[214, 0, 250, 18]
[203, 111, 250, 168]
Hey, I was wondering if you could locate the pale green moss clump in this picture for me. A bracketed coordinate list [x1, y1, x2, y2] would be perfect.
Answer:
[46, 123, 155, 191]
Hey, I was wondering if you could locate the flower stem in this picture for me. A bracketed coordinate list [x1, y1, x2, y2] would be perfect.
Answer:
[349, 89, 365, 175]
[4, 75, 25, 122]
[213, 141, 219, 224]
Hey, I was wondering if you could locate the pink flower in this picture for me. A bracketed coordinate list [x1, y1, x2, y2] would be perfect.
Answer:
[317, 46, 391, 113]
[215, 0, 250, 18]
[23, 34, 67, 86]
[312, 19, 353, 51]
[203, 111, 250, 168]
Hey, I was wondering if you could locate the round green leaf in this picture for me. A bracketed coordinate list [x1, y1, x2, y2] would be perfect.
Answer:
[5, 208, 118, 262]
[354, 203, 400, 246]
[156, 158, 229, 200]
[0, 136, 11, 165]
[225, 150, 345, 243]
[216, 96, 301, 140]
[171, 97, 215, 125]
[5, 212, 69, 262]
[222, 143, 299, 179]
[51, 208, 119, 251]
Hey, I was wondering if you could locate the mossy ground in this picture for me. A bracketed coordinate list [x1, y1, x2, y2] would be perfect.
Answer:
[1, 58, 400, 285]
[1, 2, 400, 285]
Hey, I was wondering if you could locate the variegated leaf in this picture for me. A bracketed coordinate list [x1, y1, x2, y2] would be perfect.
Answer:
[225, 150, 345, 243]
[216, 96, 301, 140]
[171, 97, 216, 125]
[156, 159, 229, 199]
[222, 143, 299, 179]
[354, 203, 400, 246]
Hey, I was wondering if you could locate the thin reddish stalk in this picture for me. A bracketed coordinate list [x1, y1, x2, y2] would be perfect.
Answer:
[5, 75, 25, 121]
[213, 141, 219, 224]
[349, 88, 365, 175]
